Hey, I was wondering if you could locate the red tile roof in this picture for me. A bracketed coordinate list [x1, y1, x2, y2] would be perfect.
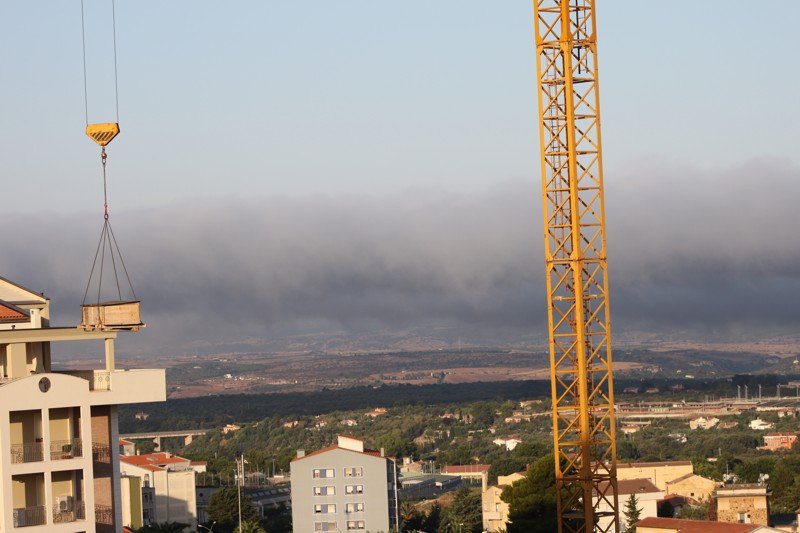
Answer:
[120, 452, 191, 472]
[0, 301, 28, 323]
[635, 517, 758, 532]
[595, 478, 661, 497]
[291, 444, 384, 462]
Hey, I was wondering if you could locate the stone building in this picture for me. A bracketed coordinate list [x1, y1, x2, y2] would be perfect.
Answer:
[713, 483, 770, 526]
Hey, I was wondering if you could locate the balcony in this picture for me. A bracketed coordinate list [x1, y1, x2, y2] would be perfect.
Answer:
[53, 500, 86, 523]
[95, 504, 113, 525]
[50, 438, 83, 461]
[12, 506, 46, 527]
[11, 442, 44, 464]
[56, 369, 166, 405]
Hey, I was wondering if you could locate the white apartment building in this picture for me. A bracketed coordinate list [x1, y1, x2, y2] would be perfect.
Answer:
[119, 452, 198, 529]
[290, 435, 399, 532]
[0, 275, 166, 532]
[594, 478, 663, 532]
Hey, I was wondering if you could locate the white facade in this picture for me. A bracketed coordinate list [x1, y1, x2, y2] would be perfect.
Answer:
[290, 435, 398, 532]
[0, 276, 166, 532]
[119, 453, 198, 529]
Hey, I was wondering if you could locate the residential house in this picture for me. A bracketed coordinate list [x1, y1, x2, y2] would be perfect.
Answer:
[689, 416, 720, 430]
[119, 452, 198, 529]
[290, 435, 399, 533]
[617, 461, 694, 491]
[749, 419, 775, 431]
[713, 483, 771, 526]
[664, 473, 718, 501]
[492, 437, 522, 451]
[482, 472, 525, 532]
[762, 433, 798, 451]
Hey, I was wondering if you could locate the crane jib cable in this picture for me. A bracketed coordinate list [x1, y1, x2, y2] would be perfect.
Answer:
[79, 0, 138, 312]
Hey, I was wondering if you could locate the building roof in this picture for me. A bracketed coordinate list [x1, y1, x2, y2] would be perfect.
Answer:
[596, 478, 660, 496]
[0, 301, 28, 323]
[635, 517, 759, 532]
[291, 444, 384, 463]
[618, 460, 692, 468]
[667, 472, 715, 485]
[120, 452, 191, 472]
[442, 464, 490, 474]
[764, 432, 798, 437]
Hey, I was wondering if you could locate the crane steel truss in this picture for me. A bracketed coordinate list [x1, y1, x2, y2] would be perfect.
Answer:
[533, 1, 618, 531]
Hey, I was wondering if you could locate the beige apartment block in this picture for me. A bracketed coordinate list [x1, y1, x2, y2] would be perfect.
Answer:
[617, 460, 694, 491]
[119, 452, 198, 529]
[665, 473, 718, 501]
[290, 435, 399, 532]
[714, 483, 771, 526]
[0, 276, 166, 532]
[481, 471, 524, 532]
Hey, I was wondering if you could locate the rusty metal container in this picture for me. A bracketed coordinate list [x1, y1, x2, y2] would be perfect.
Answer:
[79, 301, 144, 332]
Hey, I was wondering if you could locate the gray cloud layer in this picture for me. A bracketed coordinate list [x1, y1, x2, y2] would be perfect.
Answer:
[3, 158, 799, 355]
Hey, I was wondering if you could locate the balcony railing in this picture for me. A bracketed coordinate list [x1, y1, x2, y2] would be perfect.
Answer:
[95, 504, 114, 525]
[92, 443, 111, 463]
[10, 442, 44, 464]
[12, 506, 46, 527]
[50, 438, 83, 460]
[53, 500, 86, 523]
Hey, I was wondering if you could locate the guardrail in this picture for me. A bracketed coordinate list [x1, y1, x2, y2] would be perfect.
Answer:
[53, 500, 86, 523]
[50, 438, 83, 460]
[95, 504, 114, 525]
[13, 505, 46, 527]
[92, 443, 111, 463]
[10, 442, 44, 464]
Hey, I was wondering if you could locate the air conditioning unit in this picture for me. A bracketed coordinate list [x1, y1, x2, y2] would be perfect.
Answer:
[56, 495, 74, 512]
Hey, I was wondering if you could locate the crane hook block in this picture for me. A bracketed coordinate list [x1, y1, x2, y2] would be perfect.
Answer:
[85, 123, 120, 147]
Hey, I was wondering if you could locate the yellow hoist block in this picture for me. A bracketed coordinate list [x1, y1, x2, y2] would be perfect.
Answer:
[85, 123, 120, 147]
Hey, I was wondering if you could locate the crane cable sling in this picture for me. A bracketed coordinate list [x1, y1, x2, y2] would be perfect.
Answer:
[79, 0, 136, 306]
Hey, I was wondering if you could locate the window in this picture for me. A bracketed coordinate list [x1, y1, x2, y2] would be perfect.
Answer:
[313, 469, 335, 479]
[346, 502, 365, 513]
[344, 467, 363, 477]
[314, 486, 335, 496]
[345, 485, 364, 494]
[314, 504, 336, 514]
[738, 512, 747, 523]
[347, 521, 366, 530]
[315, 522, 337, 531]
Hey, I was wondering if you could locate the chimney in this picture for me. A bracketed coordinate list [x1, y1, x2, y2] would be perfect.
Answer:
[381, 447, 385, 457]
[297, 449, 305, 458]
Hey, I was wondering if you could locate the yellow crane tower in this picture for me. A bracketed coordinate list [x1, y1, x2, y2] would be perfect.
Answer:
[533, 1, 618, 531]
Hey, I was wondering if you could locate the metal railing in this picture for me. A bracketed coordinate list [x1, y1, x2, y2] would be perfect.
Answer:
[95, 504, 114, 525]
[50, 438, 83, 460]
[12, 506, 46, 527]
[10, 442, 44, 464]
[92, 443, 111, 463]
[53, 500, 86, 523]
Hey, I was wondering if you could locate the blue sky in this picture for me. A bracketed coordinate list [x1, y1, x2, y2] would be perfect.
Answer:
[3, 1, 798, 212]
[2, 2, 799, 354]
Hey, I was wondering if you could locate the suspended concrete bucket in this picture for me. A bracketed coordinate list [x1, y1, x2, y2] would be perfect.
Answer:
[80, 300, 144, 332]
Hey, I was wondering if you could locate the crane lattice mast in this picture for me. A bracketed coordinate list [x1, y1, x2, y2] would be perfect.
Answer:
[533, 1, 618, 531]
